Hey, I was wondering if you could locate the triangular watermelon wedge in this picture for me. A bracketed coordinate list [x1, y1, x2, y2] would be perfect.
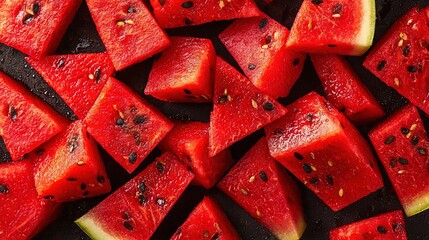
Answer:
[208, 57, 287, 157]
[26, 53, 115, 119]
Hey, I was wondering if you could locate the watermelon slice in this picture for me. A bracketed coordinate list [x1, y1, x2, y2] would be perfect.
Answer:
[218, 137, 306, 239]
[26, 53, 115, 119]
[0, 0, 82, 58]
[264, 92, 383, 211]
[85, 0, 170, 70]
[369, 104, 429, 217]
[158, 121, 234, 189]
[0, 71, 66, 160]
[145, 37, 215, 103]
[209, 57, 287, 157]
[310, 54, 385, 125]
[0, 160, 61, 239]
[219, 15, 306, 98]
[329, 210, 407, 240]
[149, 0, 262, 29]
[363, 7, 429, 115]
[171, 196, 240, 240]
[286, 0, 376, 55]
[33, 120, 111, 202]
[84, 77, 173, 173]
[75, 152, 194, 240]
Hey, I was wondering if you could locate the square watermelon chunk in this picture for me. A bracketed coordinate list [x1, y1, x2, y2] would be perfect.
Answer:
[265, 92, 383, 211]
[84, 77, 173, 173]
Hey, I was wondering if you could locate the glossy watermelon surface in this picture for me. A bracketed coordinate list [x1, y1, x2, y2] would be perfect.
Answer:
[75, 152, 194, 240]
[0, 160, 61, 240]
[26, 53, 115, 119]
[0, 0, 82, 58]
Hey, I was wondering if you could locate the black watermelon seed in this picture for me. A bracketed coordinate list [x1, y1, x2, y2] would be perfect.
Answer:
[377, 226, 387, 234]
[377, 60, 387, 71]
[133, 132, 141, 144]
[80, 183, 87, 190]
[398, 157, 408, 165]
[417, 148, 427, 155]
[326, 175, 334, 186]
[56, 59, 65, 68]
[138, 181, 146, 193]
[184, 18, 192, 25]
[35, 148, 45, 155]
[133, 116, 146, 125]
[384, 136, 395, 145]
[184, 89, 192, 94]
[9, 106, 17, 121]
[44, 195, 54, 200]
[327, 44, 337, 47]
[262, 102, 274, 111]
[400, 128, 410, 134]
[311, 0, 323, 5]
[158, 0, 165, 6]
[22, 153, 29, 159]
[273, 128, 284, 136]
[97, 175, 105, 184]
[402, 45, 411, 57]
[259, 18, 268, 29]
[411, 135, 419, 145]
[390, 159, 398, 168]
[138, 194, 147, 205]
[127, 6, 137, 13]
[332, 3, 342, 14]
[310, 177, 319, 184]
[306, 113, 313, 121]
[23, 14, 33, 24]
[0, 184, 8, 194]
[294, 152, 304, 160]
[212, 232, 220, 240]
[129, 152, 137, 164]
[181, 1, 194, 8]
[407, 65, 417, 73]
[123, 221, 133, 230]
[217, 95, 228, 104]
[303, 163, 312, 173]
[392, 222, 403, 233]
[248, 63, 256, 70]
[156, 198, 166, 206]
[67, 177, 77, 181]
[83, 190, 89, 196]
[156, 162, 165, 173]
[94, 67, 101, 82]
[176, 228, 182, 234]
[116, 118, 125, 126]
[33, 2, 40, 15]
[265, 36, 272, 44]
[259, 171, 268, 182]
[292, 58, 300, 66]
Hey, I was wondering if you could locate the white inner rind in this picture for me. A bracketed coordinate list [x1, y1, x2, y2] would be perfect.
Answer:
[354, 0, 376, 55]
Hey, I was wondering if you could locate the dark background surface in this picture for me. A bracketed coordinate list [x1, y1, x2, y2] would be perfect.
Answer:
[0, 0, 428, 239]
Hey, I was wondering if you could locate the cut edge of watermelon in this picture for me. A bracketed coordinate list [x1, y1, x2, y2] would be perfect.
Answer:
[354, 0, 376, 55]
[274, 213, 307, 240]
[404, 191, 429, 217]
[75, 214, 116, 240]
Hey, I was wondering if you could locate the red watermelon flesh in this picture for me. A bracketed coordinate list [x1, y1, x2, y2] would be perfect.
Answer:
[0, 160, 61, 240]
[209, 57, 287, 157]
[75, 152, 194, 240]
[145, 37, 215, 103]
[0, 71, 66, 160]
[33, 120, 111, 202]
[149, 0, 262, 29]
[264, 92, 383, 211]
[363, 7, 429, 115]
[286, 0, 376, 56]
[369, 104, 429, 217]
[86, 0, 170, 71]
[84, 77, 173, 173]
[171, 196, 240, 240]
[218, 137, 306, 239]
[329, 210, 407, 240]
[0, 0, 81, 58]
[26, 53, 115, 119]
[310, 54, 385, 125]
[158, 121, 234, 189]
[219, 15, 306, 98]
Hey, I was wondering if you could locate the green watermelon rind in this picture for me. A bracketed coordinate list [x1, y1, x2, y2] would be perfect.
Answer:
[274, 215, 307, 240]
[75, 215, 117, 240]
[353, 0, 376, 55]
[404, 192, 429, 217]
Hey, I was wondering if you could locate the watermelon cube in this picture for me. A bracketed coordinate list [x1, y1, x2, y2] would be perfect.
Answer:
[369, 104, 429, 216]
[149, 0, 261, 29]
[86, 0, 170, 70]
[286, 0, 376, 55]
[145, 37, 215, 103]
[363, 7, 429, 115]
[310, 54, 385, 125]
[85, 77, 173, 173]
[75, 152, 194, 240]
[33, 120, 111, 202]
[0, 160, 61, 239]
[218, 137, 306, 240]
[330, 210, 407, 240]
[265, 92, 383, 211]
[219, 15, 306, 98]
[171, 196, 240, 240]
[158, 121, 234, 189]
[209, 57, 287, 157]
[0, 0, 82, 58]
[0, 71, 66, 160]
[26, 53, 115, 119]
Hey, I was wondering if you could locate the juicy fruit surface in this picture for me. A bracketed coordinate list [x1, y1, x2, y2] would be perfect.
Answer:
[171, 196, 240, 240]
[310, 54, 384, 125]
[0, 161, 61, 239]
[363, 7, 429, 115]
[0, 0, 82, 58]
[145, 37, 215, 102]
[265, 92, 383, 211]
[218, 137, 306, 240]
[369, 104, 429, 216]
[34, 120, 111, 202]
[219, 15, 306, 98]
[76, 152, 194, 240]
[158, 121, 233, 189]
[85, 77, 173, 173]
[86, 0, 170, 70]
[0, 71, 66, 160]
[149, 0, 261, 29]
[286, 0, 376, 55]
[209, 57, 287, 156]
[329, 210, 407, 240]
[26, 53, 115, 119]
